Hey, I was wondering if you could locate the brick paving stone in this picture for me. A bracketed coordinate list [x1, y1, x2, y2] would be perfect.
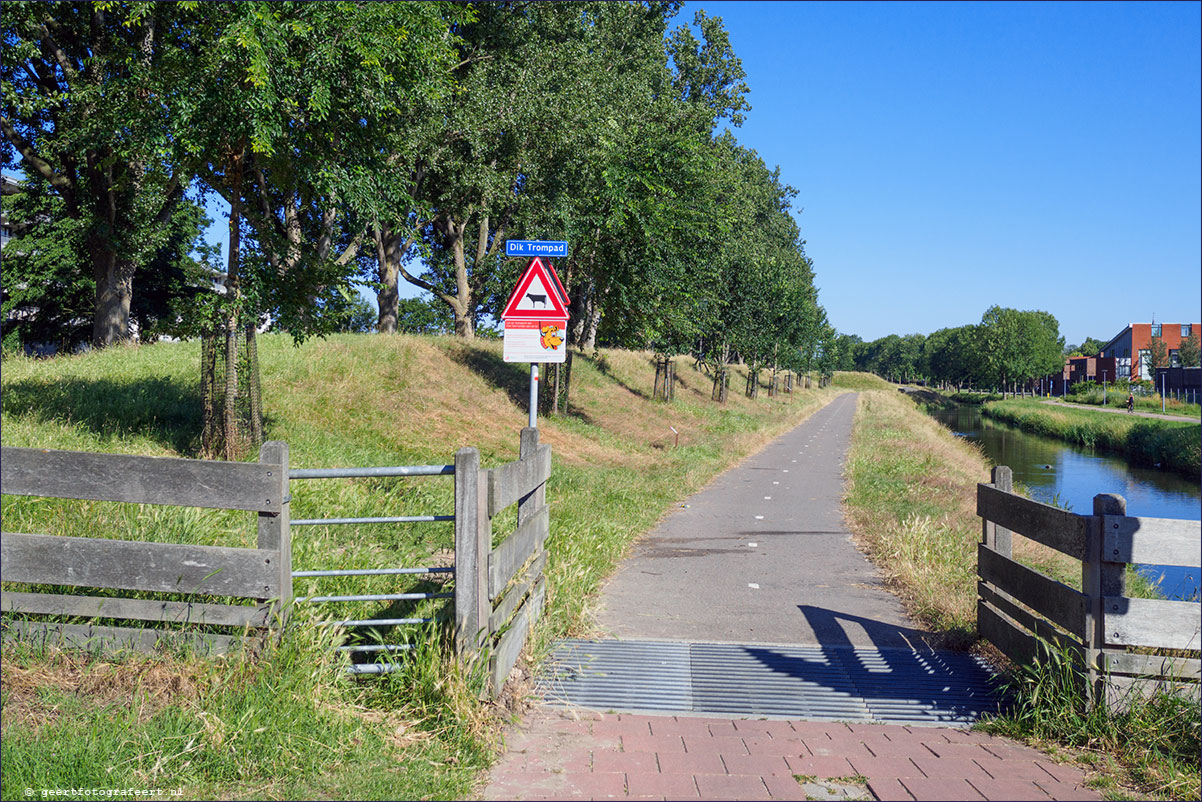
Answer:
[936, 729, 1004, 745]
[918, 741, 993, 760]
[981, 742, 1048, 761]
[1033, 780, 1104, 801]
[593, 717, 648, 737]
[783, 755, 856, 777]
[788, 720, 852, 738]
[802, 736, 874, 759]
[682, 734, 750, 755]
[761, 774, 809, 801]
[846, 756, 925, 779]
[565, 772, 628, 799]
[694, 773, 772, 800]
[967, 778, 1053, 800]
[900, 777, 986, 801]
[1033, 760, 1090, 784]
[845, 723, 913, 738]
[860, 737, 933, 758]
[908, 755, 994, 779]
[626, 771, 701, 798]
[655, 751, 726, 776]
[866, 778, 914, 801]
[707, 719, 742, 736]
[550, 746, 595, 774]
[740, 736, 809, 757]
[648, 717, 713, 738]
[974, 759, 1062, 782]
[593, 748, 658, 774]
[732, 719, 799, 738]
[720, 753, 793, 777]
[527, 717, 595, 736]
[622, 734, 686, 754]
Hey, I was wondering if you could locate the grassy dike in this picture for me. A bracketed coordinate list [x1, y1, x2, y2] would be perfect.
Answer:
[982, 399, 1201, 479]
[1, 334, 840, 801]
[839, 382, 1200, 801]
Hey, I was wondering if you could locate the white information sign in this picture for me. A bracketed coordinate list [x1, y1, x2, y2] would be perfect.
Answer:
[503, 319, 568, 363]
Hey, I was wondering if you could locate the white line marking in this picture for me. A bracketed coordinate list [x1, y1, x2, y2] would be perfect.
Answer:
[754, 515, 764, 520]
[748, 543, 758, 547]
[748, 583, 760, 589]
[764, 496, 771, 500]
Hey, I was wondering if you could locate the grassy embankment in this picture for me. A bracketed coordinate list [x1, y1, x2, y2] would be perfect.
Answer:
[1, 334, 840, 800]
[981, 398, 1201, 479]
[1058, 384, 1201, 419]
[838, 380, 1200, 801]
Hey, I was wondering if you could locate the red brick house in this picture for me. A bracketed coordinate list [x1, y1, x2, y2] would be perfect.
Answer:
[1097, 322, 1201, 381]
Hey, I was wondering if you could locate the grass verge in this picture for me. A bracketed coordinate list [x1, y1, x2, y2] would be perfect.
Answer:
[982, 399, 1201, 478]
[2, 334, 839, 799]
[839, 384, 1200, 800]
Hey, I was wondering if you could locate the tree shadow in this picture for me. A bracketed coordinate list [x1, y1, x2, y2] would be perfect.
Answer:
[573, 350, 651, 401]
[446, 344, 532, 408]
[2, 376, 204, 455]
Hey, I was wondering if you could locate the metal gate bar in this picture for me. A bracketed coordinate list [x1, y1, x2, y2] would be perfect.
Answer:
[288, 463, 456, 674]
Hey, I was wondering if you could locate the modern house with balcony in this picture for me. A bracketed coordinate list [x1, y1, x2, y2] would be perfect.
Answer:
[1096, 322, 1201, 381]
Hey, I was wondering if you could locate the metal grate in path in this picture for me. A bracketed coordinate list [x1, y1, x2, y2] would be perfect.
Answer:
[537, 639, 1003, 726]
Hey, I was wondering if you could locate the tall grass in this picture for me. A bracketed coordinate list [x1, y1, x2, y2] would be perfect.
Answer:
[983, 399, 1201, 478]
[2, 334, 839, 797]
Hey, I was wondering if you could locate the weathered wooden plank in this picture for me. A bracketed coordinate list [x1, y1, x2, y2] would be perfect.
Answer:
[487, 444, 551, 517]
[257, 441, 291, 614]
[1102, 515, 1201, 568]
[977, 582, 1083, 655]
[1, 591, 273, 628]
[978, 543, 1087, 637]
[0, 446, 282, 513]
[489, 551, 547, 634]
[1103, 596, 1202, 651]
[490, 577, 546, 694]
[2, 620, 238, 656]
[1103, 673, 1200, 712]
[1101, 649, 1201, 681]
[978, 600, 1037, 667]
[0, 533, 278, 599]
[977, 483, 1088, 558]
[488, 505, 549, 600]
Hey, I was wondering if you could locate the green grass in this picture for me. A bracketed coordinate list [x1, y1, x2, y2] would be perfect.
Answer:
[1, 334, 838, 799]
[1062, 384, 1201, 419]
[982, 399, 1201, 478]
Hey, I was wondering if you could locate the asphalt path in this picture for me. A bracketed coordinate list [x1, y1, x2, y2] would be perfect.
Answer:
[595, 392, 934, 650]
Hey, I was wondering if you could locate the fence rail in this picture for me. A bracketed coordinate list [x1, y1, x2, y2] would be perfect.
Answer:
[977, 466, 1200, 709]
[0, 442, 290, 655]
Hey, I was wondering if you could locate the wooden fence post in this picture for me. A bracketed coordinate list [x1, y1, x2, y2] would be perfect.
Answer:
[1084, 493, 1126, 708]
[454, 447, 488, 657]
[983, 466, 1013, 557]
[518, 428, 544, 528]
[257, 441, 291, 625]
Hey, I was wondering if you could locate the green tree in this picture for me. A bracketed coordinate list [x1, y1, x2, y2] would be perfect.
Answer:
[1146, 335, 1169, 373]
[1065, 336, 1106, 357]
[2, 2, 194, 346]
[1179, 330, 1201, 368]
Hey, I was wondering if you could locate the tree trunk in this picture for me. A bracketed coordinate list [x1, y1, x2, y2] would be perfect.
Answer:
[222, 150, 244, 461]
[375, 226, 399, 334]
[90, 245, 134, 347]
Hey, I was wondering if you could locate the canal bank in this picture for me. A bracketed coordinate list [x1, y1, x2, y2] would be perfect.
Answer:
[928, 400, 1201, 601]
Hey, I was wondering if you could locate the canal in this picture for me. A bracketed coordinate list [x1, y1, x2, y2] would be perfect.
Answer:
[927, 403, 1201, 601]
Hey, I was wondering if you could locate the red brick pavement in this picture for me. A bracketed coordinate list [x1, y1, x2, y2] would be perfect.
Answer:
[479, 709, 1103, 801]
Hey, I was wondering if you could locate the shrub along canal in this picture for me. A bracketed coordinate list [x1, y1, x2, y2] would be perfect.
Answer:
[929, 402, 1200, 601]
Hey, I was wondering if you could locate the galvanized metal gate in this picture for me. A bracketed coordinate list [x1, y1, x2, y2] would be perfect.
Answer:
[287, 463, 457, 675]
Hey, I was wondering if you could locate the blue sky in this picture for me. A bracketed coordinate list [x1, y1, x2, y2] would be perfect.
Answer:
[693, 0, 1201, 345]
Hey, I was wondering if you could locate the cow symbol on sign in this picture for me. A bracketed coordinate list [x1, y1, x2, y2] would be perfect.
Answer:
[526, 292, 548, 308]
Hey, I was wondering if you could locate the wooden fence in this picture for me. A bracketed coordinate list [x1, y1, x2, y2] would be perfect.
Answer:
[1, 442, 291, 655]
[454, 427, 551, 695]
[977, 466, 1200, 709]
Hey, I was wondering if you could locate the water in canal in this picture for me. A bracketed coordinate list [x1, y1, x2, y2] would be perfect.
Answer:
[928, 403, 1201, 601]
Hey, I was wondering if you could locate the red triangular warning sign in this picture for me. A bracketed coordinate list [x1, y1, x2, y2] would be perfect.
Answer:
[502, 257, 571, 320]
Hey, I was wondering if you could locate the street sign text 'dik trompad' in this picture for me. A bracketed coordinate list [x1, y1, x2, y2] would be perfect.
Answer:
[505, 240, 568, 258]
[502, 257, 570, 363]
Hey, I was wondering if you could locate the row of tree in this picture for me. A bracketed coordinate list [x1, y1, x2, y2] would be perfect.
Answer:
[835, 306, 1067, 391]
[3, 3, 834, 450]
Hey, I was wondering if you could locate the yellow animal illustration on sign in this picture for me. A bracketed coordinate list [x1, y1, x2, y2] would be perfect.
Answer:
[540, 323, 563, 350]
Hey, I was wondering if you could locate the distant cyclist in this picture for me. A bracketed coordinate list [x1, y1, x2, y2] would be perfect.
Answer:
[1126, 393, 1134, 413]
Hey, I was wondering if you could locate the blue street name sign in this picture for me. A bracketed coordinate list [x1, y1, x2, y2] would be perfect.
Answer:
[506, 240, 568, 258]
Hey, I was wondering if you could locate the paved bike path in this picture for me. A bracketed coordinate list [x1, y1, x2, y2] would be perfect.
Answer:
[594, 392, 928, 649]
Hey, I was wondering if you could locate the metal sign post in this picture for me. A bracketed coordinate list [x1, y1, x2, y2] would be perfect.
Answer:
[530, 364, 539, 428]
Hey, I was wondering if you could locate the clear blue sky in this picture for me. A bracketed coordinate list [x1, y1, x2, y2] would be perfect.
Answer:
[694, 0, 1201, 346]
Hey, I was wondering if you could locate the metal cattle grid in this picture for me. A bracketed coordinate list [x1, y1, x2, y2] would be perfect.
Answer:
[289, 464, 454, 675]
